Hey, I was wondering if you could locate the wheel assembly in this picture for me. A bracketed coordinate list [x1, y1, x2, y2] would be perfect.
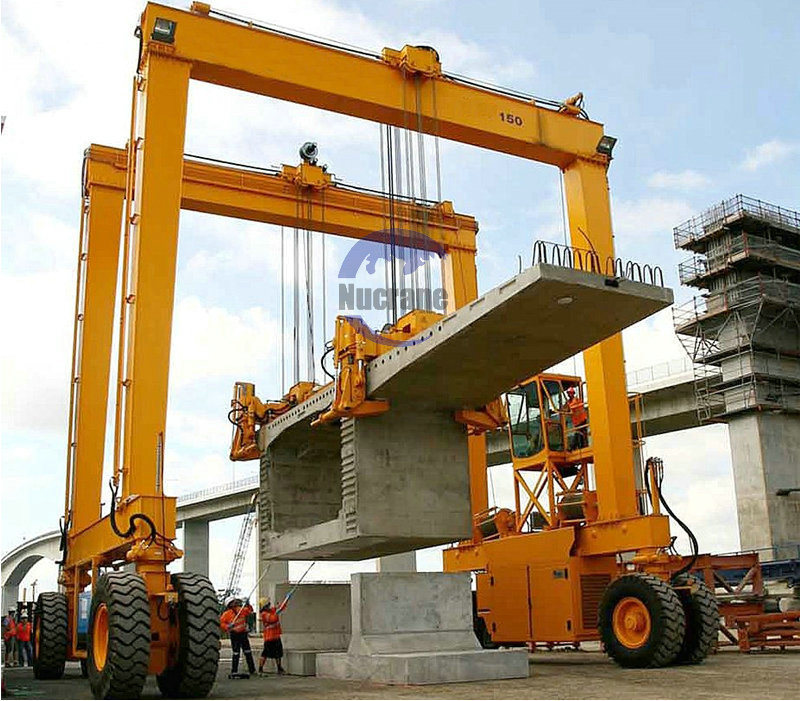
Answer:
[674, 575, 719, 664]
[598, 573, 685, 668]
[33, 592, 68, 680]
[156, 572, 221, 698]
[87, 572, 151, 699]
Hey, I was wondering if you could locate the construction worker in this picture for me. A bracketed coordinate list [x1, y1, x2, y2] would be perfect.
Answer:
[3, 609, 17, 667]
[16, 613, 32, 667]
[220, 597, 255, 678]
[566, 386, 588, 449]
[258, 595, 290, 676]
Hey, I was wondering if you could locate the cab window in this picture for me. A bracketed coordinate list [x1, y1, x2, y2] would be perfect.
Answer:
[506, 384, 543, 458]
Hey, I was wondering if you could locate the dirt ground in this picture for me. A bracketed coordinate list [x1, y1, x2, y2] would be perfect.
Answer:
[3, 647, 798, 699]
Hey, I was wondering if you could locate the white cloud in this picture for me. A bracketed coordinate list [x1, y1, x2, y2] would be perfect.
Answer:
[170, 297, 279, 389]
[613, 196, 694, 240]
[622, 310, 687, 373]
[740, 139, 799, 171]
[0, 271, 74, 433]
[647, 170, 711, 191]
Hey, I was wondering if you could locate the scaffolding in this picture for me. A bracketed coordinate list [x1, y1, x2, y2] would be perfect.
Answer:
[673, 196, 800, 421]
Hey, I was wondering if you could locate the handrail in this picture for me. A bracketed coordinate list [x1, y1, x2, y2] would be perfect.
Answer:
[176, 474, 259, 505]
[674, 194, 800, 249]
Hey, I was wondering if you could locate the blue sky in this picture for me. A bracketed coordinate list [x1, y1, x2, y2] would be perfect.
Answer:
[2, 0, 798, 595]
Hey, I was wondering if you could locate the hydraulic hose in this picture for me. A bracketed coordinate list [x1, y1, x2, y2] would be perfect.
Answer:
[644, 458, 699, 581]
[108, 480, 158, 544]
[321, 342, 335, 381]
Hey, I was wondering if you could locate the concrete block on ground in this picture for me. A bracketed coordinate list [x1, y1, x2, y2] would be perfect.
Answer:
[258, 264, 672, 561]
[273, 583, 351, 651]
[282, 650, 322, 676]
[315, 649, 529, 685]
[316, 572, 529, 685]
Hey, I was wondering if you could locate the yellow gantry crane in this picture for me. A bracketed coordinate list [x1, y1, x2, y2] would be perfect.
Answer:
[33, 4, 713, 698]
[45, 140, 476, 698]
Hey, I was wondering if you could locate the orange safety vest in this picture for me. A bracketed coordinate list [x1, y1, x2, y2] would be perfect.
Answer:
[220, 605, 252, 635]
[260, 602, 285, 641]
[568, 397, 587, 428]
[2, 617, 15, 641]
[16, 621, 31, 642]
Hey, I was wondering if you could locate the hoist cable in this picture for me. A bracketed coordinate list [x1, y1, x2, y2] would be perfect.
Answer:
[379, 125, 391, 326]
[415, 76, 432, 310]
[386, 125, 398, 325]
[321, 191, 327, 348]
[280, 226, 285, 394]
[392, 126, 406, 312]
[431, 82, 443, 204]
[292, 220, 300, 386]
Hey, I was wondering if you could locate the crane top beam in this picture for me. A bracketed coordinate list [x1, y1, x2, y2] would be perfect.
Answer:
[85, 144, 477, 252]
[138, 3, 608, 169]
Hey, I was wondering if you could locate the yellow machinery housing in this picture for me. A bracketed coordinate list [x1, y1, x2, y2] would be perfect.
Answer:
[443, 374, 714, 664]
[33, 4, 716, 698]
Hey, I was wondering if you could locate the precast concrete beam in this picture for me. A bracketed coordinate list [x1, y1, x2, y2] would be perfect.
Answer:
[259, 264, 672, 560]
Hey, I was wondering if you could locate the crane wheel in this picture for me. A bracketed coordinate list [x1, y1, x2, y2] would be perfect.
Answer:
[87, 572, 150, 699]
[32, 592, 68, 680]
[673, 576, 719, 664]
[156, 573, 220, 699]
[598, 573, 685, 668]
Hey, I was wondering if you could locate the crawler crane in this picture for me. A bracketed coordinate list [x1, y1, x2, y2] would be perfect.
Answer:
[33, 4, 716, 698]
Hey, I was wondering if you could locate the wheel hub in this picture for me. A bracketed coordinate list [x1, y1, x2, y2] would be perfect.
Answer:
[612, 596, 651, 649]
[92, 603, 110, 670]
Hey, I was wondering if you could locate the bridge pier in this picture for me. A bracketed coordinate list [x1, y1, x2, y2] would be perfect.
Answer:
[182, 519, 210, 577]
[3, 584, 19, 612]
[377, 551, 416, 572]
[729, 413, 800, 559]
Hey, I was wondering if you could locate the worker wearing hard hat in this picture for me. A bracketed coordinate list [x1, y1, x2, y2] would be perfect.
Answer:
[220, 597, 256, 678]
[16, 613, 32, 667]
[566, 386, 589, 449]
[2, 609, 17, 667]
[258, 594, 291, 676]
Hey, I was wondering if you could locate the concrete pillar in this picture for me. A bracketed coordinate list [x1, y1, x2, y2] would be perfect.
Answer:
[377, 551, 416, 572]
[182, 519, 210, 577]
[3, 584, 18, 612]
[315, 573, 529, 684]
[728, 413, 800, 559]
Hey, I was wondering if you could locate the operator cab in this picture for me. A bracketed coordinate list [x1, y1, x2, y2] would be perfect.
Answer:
[506, 374, 591, 469]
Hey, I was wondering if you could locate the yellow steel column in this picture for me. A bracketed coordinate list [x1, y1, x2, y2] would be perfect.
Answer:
[71, 185, 124, 532]
[562, 157, 637, 520]
[442, 248, 488, 515]
[121, 53, 190, 501]
[442, 247, 478, 313]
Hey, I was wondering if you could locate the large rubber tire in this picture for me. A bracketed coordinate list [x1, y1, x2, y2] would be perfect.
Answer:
[156, 573, 220, 698]
[33, 592, 68, 680]
[87, 572, 151, 699]
[674, 576, 719, 664]
[598, 573, 685, 668]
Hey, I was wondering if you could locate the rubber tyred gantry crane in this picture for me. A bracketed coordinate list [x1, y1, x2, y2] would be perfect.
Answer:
[33, 4, 713, 698]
